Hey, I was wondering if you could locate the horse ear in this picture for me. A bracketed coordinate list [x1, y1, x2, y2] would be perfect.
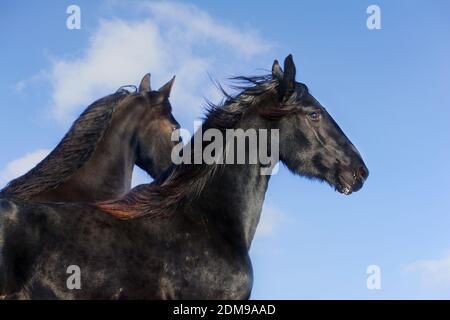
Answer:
[139, 73, 151, 92]
[277, 54, 296, 101]
[158, 76, 176, 97]
[282, 54, 296, 91]
[272, 59, 283, 80]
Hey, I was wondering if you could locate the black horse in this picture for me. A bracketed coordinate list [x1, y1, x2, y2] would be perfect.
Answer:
[0, 55, 368, 299]
[0, 74, 179, 202]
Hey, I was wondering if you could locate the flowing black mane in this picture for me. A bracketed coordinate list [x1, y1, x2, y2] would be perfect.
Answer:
[98, 75, 309, 220]
[1, 90, 133, 200]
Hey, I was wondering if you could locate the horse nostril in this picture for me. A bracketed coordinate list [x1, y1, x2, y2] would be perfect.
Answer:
[357, 166, 368, 181]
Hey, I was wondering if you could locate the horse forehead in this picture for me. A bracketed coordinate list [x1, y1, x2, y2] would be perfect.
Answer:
[147, 91, 166, 104]
[302, 93, 321, 107]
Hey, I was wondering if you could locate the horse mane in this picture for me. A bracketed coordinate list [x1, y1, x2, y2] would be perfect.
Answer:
[97, 74, 309, 220]
[1, 89, 134, 200]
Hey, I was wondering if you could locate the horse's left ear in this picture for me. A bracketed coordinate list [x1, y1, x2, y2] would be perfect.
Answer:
[139, 73, 151, 92]
[272, 59, 283, 80]
[158, 76, 176, 97]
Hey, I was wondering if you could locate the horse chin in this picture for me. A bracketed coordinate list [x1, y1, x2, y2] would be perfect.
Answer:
[334, 176, 353, 196]
[335, 184, 352, 195]
[304, 173, 352, 195]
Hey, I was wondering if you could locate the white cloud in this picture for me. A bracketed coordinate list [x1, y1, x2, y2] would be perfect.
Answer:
[405, 252, 450, 287]
[12, 70, 48, 93]
[33, 1, 271, 123]
[141, 2, 271, 56]
[0, 149, 50, 187]
[255, 203, 285, 238]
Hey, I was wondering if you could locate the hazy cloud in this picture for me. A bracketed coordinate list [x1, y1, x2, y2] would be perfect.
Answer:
[0, 149, 50, 187]
[30, 1, 271, 123]
[405, 252, 450, 287]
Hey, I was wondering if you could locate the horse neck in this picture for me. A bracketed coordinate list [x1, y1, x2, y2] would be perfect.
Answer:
[195, 115, 273, 251]
[42, 102, 144, 201]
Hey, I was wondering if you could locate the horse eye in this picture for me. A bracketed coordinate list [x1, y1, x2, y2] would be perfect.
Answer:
[307, 112, 321, 121]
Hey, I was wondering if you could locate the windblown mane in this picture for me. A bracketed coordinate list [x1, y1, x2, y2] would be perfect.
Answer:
[97, 75, 309, 220]
[1, 90, 133, 200]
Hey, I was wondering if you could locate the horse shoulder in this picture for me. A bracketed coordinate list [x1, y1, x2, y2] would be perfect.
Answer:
[0, 198, 20, 296]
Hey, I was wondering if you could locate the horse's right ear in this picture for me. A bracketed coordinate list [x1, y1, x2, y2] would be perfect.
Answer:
[158, 76, 176, 98]
[277, 54, 296, 101]
[272, 59, 283, 80]
[282, 54, 296, 91]
[139, 73, 151, 92]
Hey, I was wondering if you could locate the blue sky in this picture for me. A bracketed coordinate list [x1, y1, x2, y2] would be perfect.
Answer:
[1, 1, 450, 299]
